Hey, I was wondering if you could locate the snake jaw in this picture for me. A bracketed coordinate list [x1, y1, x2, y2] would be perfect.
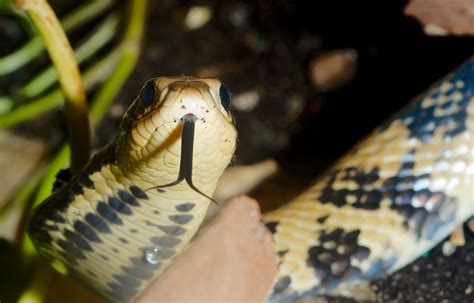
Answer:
[117, 77, 236, 183]
[148, 113, 219, 204]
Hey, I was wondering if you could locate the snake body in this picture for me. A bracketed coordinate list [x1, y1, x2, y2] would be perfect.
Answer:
[30, 77, 237, 302]
[30, 58, 473, 302]
[266, 57, 474, 301]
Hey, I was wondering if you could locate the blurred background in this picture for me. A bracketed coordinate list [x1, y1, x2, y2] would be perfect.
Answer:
[0, 0, 473, 302]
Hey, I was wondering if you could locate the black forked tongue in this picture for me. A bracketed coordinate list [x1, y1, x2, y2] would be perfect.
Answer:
[150, 113, 219, 205]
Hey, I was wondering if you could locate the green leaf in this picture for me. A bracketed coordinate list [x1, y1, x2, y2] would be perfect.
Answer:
[0, 0, 15, 11]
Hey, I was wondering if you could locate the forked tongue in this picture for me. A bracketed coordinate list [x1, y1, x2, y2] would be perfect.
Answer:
[151, 113, 218, 204]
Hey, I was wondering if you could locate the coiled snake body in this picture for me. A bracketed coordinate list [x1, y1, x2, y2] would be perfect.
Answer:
[30, 58, 474, 302]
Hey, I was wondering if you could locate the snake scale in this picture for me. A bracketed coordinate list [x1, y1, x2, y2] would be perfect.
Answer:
[30, 57, 473, 302]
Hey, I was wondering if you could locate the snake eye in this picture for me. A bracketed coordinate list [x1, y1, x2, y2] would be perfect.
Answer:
[219, 84, 231, 111]
[140, 81, 155, 107]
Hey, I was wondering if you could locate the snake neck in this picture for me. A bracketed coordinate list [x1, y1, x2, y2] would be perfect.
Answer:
[30, 142, 215, 302]
[112, 121, 227, 199]
[76, 142, 216, 216]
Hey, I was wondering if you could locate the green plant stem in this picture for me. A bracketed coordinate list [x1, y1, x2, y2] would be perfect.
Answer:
[0, 96, 13, 114]
[18, 261, 56, 303]
[17, 0, 91, 174]
[0, 0, 113, 75]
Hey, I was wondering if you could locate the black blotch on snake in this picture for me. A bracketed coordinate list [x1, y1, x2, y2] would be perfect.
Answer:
[73, 220, 101, 243]
[118, 189, 140, 207]
[96, 202, 123, 225]
[64, 229, 93, 251]
[175, 202, 195, 212]
[168, 214, 193, 224]
[85, 212, 112, 233]
[150, 236, 182, 248]
[108, 196, 133, 215]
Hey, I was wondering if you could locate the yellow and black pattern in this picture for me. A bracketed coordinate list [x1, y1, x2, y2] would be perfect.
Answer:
[265, 58, 474, 301]
[30, 77, 237, 302]
[30, 58, 473, 303]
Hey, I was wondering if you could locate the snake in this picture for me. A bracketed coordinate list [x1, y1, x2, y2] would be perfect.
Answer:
[29, 57, 473, 302]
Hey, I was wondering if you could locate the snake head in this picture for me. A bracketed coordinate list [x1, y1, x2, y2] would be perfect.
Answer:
[115, 76, 237, 193]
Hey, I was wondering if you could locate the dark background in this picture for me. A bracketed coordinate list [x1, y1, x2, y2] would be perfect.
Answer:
[1, 0, 473, 302]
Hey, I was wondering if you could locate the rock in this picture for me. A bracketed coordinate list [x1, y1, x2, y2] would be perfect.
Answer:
[214, 159, 279, 203]
[405, 0, 474, 36]
[181, 6, 213, 31]
[232, 90, 260, 112]
[308, 49, 358, 92]
[0, 130, 47, 240]
[0, 130, 47, 207]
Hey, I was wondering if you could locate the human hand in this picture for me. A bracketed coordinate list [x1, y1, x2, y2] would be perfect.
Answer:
[137, 195, 278, 303]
